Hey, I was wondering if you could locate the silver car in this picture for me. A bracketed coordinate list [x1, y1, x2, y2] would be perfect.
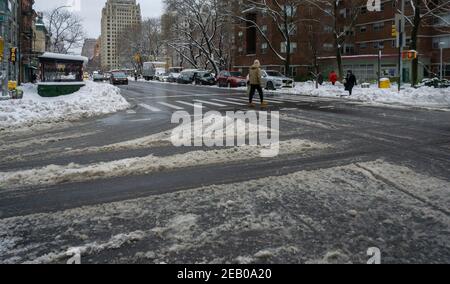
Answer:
[261, 70, 295, 90]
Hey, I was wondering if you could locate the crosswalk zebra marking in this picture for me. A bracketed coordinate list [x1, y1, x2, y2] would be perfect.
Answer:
[193, 99, 227, 107]
[176, 101, 204, 108]
[211, 99, 247, 106]
[157, 102, 185, 110]
[139, 103, 162, 112]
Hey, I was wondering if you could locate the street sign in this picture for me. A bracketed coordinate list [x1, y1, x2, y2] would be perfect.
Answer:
[395, 13, 406, 48]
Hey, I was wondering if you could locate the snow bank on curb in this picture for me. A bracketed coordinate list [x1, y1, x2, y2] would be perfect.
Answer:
[268, 81, 450, 108]
[0, 82, 130, 130]
[0, 139, 327, 189]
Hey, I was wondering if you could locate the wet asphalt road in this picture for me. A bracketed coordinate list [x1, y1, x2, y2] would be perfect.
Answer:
[0, 81, 449, 264]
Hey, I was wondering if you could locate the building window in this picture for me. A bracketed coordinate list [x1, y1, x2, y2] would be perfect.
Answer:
[261, 42, 268, 54]
[281, 42, 297, 54]
[373, 22, 385, 32]
[360, 26, 367, 33]
[261, 25, 268, 34]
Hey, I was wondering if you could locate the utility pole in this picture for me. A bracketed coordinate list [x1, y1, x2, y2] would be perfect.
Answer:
[0, 7, 9, 97]
[440, 42, 444, 80]
[397, 0, 405, 92]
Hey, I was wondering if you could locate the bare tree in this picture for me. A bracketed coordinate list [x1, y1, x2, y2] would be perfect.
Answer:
[233, 0, 307, 76]
[117, 23, 144, 71]
[142, 18, 165, 61]
[45, 7, 86, 54]
[163, 0, 233, 74]
[301, 19, 330, 88]
[400, 0, 450, 85]
[307, 0, 364, 78]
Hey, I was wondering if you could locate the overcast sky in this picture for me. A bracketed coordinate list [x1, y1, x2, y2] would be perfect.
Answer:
[34, 0, 164, 38]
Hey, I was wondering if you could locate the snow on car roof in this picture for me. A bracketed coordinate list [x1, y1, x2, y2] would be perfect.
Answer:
[39, 52, 88, 63]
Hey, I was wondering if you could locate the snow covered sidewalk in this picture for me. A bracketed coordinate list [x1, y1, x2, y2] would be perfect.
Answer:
[0, 82, 130, 130]
[268, 82, 450, 109]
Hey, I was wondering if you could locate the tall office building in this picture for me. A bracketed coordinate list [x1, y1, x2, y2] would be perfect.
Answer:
[100, 0, 141, 71]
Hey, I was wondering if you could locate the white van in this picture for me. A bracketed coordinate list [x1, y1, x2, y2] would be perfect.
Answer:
[143, 62, 166, 81]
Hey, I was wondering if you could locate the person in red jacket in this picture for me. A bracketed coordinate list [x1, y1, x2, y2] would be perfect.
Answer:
[329, 71, 338, 86]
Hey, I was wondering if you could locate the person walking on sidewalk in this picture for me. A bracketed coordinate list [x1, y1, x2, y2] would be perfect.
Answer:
[329, 71, 338, 86]
[344, 70, 357, 96]
[248, 60, 267, 108]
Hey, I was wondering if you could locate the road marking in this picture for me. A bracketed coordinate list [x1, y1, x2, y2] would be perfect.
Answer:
[157, 102, 185, 110]
[226, 97, 251, 102]
[262, 99, 284, 104]
[129, 118, 153, 122]
[211, 99, 247, 106]
[139, 103, 162, 112]
[176, 101, 204, 108]
[193, 99, 227, 107]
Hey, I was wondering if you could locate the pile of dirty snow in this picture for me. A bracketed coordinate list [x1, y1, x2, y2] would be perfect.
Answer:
[268, 81, 450, 108]
[0, 82, 130, 130]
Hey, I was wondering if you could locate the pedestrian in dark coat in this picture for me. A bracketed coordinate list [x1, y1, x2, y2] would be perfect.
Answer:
[344, 70, 357, 96]
[317, 73, 324, 85]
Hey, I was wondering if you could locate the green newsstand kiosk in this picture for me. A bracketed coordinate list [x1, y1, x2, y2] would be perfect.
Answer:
[38, 53, 88, 97]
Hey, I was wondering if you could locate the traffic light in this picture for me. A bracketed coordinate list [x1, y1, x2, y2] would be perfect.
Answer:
[391, 25, 397, 37]
[9, 47, 17, 63]
[402, 50, 418, 60]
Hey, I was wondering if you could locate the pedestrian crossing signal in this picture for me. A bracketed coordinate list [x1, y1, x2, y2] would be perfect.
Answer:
[402, 50, 418, 60]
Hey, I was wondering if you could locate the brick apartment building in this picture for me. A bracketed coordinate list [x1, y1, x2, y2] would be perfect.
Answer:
[19, 0, 36, 84]
[233, 0, 450, 83]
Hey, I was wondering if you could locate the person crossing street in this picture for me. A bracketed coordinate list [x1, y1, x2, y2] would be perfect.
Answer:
[248, 60, 267, 108]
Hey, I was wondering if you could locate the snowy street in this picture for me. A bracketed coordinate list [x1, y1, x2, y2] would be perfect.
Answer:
[0, 81, 449, 264]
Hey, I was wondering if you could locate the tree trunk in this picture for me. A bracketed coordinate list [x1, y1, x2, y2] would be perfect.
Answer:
[411, 0, 422, 86]
[336, 36, 343, 79]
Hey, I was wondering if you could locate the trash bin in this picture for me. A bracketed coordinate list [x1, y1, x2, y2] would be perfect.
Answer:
[379, 78, 391, 89]
[8, 81, 17, 91]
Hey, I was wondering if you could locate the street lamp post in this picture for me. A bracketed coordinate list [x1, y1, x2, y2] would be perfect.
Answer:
[440, 42, 445, 80]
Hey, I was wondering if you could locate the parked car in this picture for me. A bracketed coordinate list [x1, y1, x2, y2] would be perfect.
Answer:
[261, 70, 295, 90]
[93, 73, 105, 82]
[177, 69, 199, 84]
[421, 77, 450, 88]
[195, 71, 216, 85]
[110, 72, 129, 85]
[167, 67, 183, 83]
[156, 72, 170, 82]
[217, 70, 247, 88]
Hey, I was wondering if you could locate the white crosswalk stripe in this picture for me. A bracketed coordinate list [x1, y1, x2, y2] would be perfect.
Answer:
[176, 101, 204, 108]
[157, 102, 185, 110]
[194, 99, 227, 107]
[139, 103, 162, 112]
[226, 97, 251, 102]
[211, 99, 247, 106]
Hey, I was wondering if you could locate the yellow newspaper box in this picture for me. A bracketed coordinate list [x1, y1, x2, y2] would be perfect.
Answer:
[8, 81, 17, 90]
[379, 78, 391, 89]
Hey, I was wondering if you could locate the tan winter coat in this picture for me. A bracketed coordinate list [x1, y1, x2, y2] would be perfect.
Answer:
[249, 64, 262, 86]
